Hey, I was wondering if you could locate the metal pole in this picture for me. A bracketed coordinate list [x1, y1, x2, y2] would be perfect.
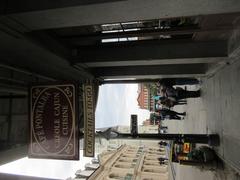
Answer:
[113, 133, 220, 146]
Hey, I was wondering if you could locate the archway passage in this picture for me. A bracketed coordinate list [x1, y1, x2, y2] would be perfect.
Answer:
[0, 1, 240, 179]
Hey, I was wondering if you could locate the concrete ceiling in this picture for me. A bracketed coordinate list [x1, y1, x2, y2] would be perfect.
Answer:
[0, 0, 239, 89]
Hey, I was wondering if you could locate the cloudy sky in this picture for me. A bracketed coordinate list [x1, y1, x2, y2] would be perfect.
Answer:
[96, 83, 150, 128]
[0, 84, 150, 179]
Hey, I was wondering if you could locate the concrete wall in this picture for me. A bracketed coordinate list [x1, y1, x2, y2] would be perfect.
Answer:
[0, 93, 28, 164]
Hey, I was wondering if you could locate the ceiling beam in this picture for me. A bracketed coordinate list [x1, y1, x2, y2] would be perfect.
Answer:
[74, 41, 227, 67]
[3, 0, 123, 14]
[102, 79, 160, 84]
[61, 26, 233, 43]
[0, 24, 94, 81]
[27, 31, 71, 61]
[3, 0, 240, 30]
[91, 64, 207, 79]
[78, 57, 227, 67]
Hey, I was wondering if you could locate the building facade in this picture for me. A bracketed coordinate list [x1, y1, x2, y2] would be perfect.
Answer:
[95, 125, 160, 155]
[76, 144, 169, 180]
[137, 84, 155, 111]
[117, 125, 159, 134]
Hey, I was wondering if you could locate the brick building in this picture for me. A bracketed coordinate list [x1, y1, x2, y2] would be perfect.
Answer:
[137, 84, 155, 111]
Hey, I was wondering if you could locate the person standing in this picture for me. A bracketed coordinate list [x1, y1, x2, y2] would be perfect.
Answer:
[161, 86, 201, 101]
[155, 108, 186, 120]
[158, 78, 200, 87]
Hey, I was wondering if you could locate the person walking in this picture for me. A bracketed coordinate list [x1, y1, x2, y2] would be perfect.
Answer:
[176, 88, 201, 100]
[161, 86, 201, 100]
[157, 78, 200, 87]
[155, 108, 186, 120]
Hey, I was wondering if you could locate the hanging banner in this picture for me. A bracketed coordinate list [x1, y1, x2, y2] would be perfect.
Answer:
[29, 83, 79, 160]
[83, 84, 95, 157]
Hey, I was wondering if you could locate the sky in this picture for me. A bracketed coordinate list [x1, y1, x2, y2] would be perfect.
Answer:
[0, 83, 150, 179]
[96, 83, 150, 128]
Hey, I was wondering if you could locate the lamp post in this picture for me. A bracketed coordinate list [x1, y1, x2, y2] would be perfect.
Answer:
[96, 128, 219, 146]
[95, 115, 220, 146]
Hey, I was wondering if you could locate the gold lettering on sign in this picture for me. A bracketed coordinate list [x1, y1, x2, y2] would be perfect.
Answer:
[33, 91, 51, 149]
[84, 85, 95, 157]
[53, 92, 61, 149]
[62, 105, 69, 136]
[54, 92, 60, 116]
[52, 92, 69, 149]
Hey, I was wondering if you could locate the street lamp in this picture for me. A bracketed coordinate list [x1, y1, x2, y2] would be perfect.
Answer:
[95, 115, 220, 146]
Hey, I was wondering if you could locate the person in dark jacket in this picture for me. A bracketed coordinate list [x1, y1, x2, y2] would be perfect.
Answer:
[160, 86, 201, 101]
[157, 78, 200, 87]
[155, 108, 186, 120]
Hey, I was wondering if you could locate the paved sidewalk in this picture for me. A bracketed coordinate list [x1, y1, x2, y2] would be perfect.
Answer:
[203, 60, 240, 174]
[163, 89, 216, 180]
[163, 59, 240, 180]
